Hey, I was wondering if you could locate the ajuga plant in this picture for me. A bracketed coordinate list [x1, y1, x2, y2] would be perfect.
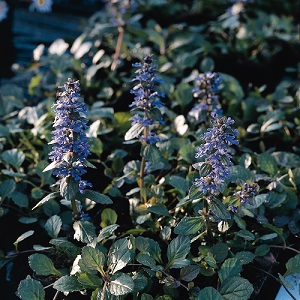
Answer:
[188, 71, 223, 126]
[31, 78, 113, 219]
[125, 54, 165, 203]
[193, 113, 239, 241]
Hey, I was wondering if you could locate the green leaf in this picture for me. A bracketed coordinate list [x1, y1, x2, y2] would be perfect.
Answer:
[109, 273, 135, 296]
[29, 254, 63, 277]
[257, 153, 277, 176]
[1, 149, 25, 169]
[31, 192, 60, 210]
[81, 246, 106, 272]
[53, 275, 83, 292]
[0, 124, 9, 137]
[143, 144, 162, 164]
[97, 224, 119, 243]
[262, 223, 285, 244]
[84, 189, 113, 205]
[229, 165, 255, 183]
[197, 287, 224, 300]
[60, 176, 78, 200]
[49, 238, 80, 257]
[174, 217, 205, 235]
[210, 243, 228, 263]
[77, 272, 102, 288]
[136, 237, 162, 264]
[284, 254, 300, 277]
[218, 258, 242, 284]
[125, 122, 144, 141]
[220, 276, 254, 300]
[147, 205, 171, 216]
[193, 162, 213, 177]
[73, 220, 96, 244]
[255, 245, 270, 257]
[44, 215, 62, 239]
[100, 208, 118, 228]
[14, 230, 34, 247]
[0, 179, 16, 200]
[136, 253, 157, 269]
[234, 251, 255, 265]
[17, 278, 45, 300]
[169, 175, 189, 196]
[42, 161, 60, 172]
[179, 265, 200, 281]
[208, 197, 231, 220]
[236, 230, 255, 241]
[11, 191, 29, 208]
[107, 237, 134, 274]
[166, 235, 190, 269]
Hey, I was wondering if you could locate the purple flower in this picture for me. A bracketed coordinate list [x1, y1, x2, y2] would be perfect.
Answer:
[48, 78, 92, 194]
[188, 72, 223, 124]
[235, 181, 259, 204]
[194, 114, 239, 195]
[126, 54, 165, 144]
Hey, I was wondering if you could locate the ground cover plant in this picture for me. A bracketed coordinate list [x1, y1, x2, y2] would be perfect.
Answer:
[0, 0, 300, 299]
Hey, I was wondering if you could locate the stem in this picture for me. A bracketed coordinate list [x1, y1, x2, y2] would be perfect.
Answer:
[71, 198, 79, 220]
[139, 126, 149, 204]
[270, 245, 300, 255]
[53, 290, 60, 300]
[100, 281, 108, 300]
[111, 25, 125, 71]
[203, 197, 214, 244]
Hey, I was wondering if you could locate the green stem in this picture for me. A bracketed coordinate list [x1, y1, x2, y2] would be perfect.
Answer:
[71, 198, 79, 220]
[204, 197, 214, 244]
[111, 25, 125, 71]
[139, 126, 149, 204]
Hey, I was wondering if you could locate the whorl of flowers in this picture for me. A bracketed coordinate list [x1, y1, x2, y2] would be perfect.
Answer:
[236, 181, 259, 204]
[127, 54, 165, 144]
[48, 78, 92, 194]
[104, 0, 137, 26]
[188, 71, 223, 124]
[0, 1, 9, 22]
[194, 114, 239, 195]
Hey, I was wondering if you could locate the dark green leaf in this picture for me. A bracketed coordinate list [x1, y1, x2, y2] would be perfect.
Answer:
[29, 254, 63, 276]
[73, 220, 96, 244]
[53, 275, 83, 292]
[60, 177, 79, 201]
[220, 276, 254, 300]
[257, 153, 277, 176]
[84, 189, 113, 205]
[45, 215, 62, 239]
[218, 258, 242, 284]
[284, 255, 300, 277]
[174, 217, 205, 235]
[147, 205, 171, 216]
[31, 192, 60, 210]
[109, 273, 135, 296]
[77, 272, 102, 288]
[179, 265, 200, 281]
[167, 235, 190, 269]
[0, 179, 16, 200]
[208, 197, 231, 220]
[197, 287, 224, 300]
[107, 237, 134, 274]
[81, 246, 106, 271]
[17, 278, 45, 300]
[1, 149, 25, 169]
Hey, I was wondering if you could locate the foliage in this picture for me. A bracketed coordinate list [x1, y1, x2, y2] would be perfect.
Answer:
[0, 0, 299, 299]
